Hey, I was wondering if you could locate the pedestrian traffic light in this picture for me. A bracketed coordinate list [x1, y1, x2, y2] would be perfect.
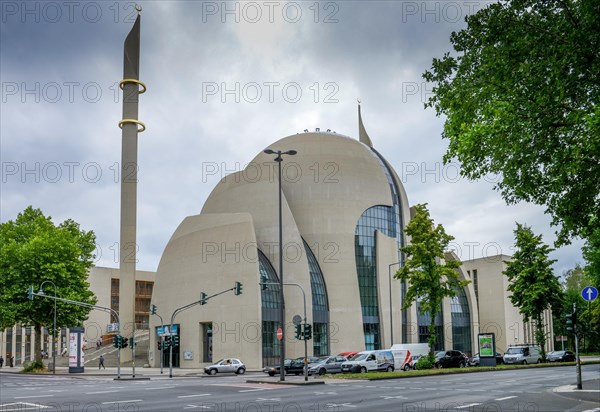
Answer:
[122, 337, 129, 349]
[165, 336, 172, 347]
[172, 336, 180, 347]
[200, 292, 207, 305]
[566, 311, 577, 333]
[151, 304, 157, 315]
[234, 281, 243, 296]
[260, 274, 268, 290]
[157, 340, 162, 350]
[295, 324, 302, 340]
[28, 286, 34, 300]
[113, 335, 120, 348]
[303, 323, 312, 340]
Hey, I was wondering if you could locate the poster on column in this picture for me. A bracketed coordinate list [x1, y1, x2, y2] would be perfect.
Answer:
[68, 327, 85, 373]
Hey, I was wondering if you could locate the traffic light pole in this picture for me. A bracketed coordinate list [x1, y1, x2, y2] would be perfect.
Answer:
[573, 303, 582, 390]
[29, 288, 122, 379]
[168, 285, 241, 378]
[261, 280, 309, 382]
[152, 311, 164, 374]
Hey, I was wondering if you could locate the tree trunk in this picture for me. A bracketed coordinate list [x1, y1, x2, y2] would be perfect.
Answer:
[34, 323, 42, 363]
[534, 315, 546, 361]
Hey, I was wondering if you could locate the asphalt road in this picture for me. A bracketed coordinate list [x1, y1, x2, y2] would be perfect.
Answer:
[1, 365, 598, 411]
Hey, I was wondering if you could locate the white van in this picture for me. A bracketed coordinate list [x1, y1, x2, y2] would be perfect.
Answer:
[391, 343, 430, 358]
[503, 345, 542, 365]
[341, 350, 395, 373]
[390, 349, 412, 371]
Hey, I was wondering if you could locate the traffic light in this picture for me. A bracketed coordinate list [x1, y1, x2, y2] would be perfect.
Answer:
[200, 292, 207, 305]
[165, 336, 172, 347]
[28, 286, 34, 300]
[260, 274, 268, 290]
[566, 311, 577, 333]
[172, 336, 180, 347]
[157, 340, 162, 350]
[122, 337, 129, 349]
[235, 281, 243, 296]
[295, 324, 302, 340]
[303, 323, 312, 340]
[151, 304, 157, 315]
[113, 335, 120, 348]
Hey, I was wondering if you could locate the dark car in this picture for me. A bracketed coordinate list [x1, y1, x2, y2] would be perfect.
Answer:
[262, 357, 321, 376]
[263, 359, 293, 376]
[435, 350, 468, 368]
[468, 352, 504, 366]
[547, 351, 575, 362]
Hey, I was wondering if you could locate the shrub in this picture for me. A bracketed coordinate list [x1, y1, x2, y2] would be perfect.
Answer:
[22, 360, 46, 373]
[416, 354, 435, 370]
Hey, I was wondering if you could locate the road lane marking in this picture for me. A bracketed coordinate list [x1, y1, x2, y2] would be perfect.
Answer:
[239, 388, 266, 392]
[13, 395, 55, 399]
[144, 385, 176, 390]
[495, 396, 517, 401]
[1, 403, 50, 411]
[455, 404, 481, 409]
[102, 400, 143, 404]
[178, 394, 212, 398]
[86, 390, 120, 394]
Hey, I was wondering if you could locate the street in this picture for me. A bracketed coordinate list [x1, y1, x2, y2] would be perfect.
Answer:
[1, 365, 599, 411]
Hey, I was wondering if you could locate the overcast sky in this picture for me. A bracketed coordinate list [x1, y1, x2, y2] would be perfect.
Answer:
[1, 1, 584, 277]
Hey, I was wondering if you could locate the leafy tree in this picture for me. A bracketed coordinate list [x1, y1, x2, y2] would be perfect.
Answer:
[423, 0, 600, 244]
[395, 204, 469, 356]
[504, 223, 563, 359]
[581, 226, 600, 349]
[0, 206, 97, 364]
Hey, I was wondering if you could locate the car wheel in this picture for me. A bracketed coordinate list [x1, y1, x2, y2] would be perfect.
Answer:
[319, 368, 326, 376]
[268, 371, 275, 376]
[404, 364, 410, 371]
[294, 372, 300, 376]
[522, 360, 527, 365]
[236, 368, 246, 375]
[459, 362, 465, 368]
[436, 363, 442, 369]
[360, 366, 367, 373]
[209, 369, 217, 375]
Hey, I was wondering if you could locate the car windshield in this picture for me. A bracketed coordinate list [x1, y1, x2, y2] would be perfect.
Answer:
[553, 351, 565, 356]
[506, 348, 524, 355]
[351, 354, 368, 361]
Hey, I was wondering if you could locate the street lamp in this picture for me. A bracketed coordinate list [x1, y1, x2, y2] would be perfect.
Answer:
[388, 262, 401, 347]
[38, 280, 57, 375]
[264, 148, 297, 382]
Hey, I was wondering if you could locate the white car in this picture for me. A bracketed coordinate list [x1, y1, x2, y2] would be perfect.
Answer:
[204, 358, 246, 375]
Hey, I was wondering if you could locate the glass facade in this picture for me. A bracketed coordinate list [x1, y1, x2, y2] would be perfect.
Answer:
[355, 205, 398, 350]
[258, 249, 282, 367]
[451, 287, 472, 355]
[303, 239, 330, 356]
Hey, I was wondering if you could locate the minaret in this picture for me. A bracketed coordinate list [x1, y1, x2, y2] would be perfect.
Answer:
[358, 100, 373, 147]
[118, 6, 146, 364]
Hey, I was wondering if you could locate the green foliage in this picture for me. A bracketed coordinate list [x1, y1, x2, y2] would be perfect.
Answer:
[0, 206, 97, 361]
[416, 354, 435, 370]
[582, 226, 600, 335]
[423, 0, 600, 245]
[22, 360, 46, 373]
[504, 223, 564, 358]
[395, 204, 469, 352]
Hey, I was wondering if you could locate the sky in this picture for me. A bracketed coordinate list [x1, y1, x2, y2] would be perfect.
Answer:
[0, 0, 584, 277]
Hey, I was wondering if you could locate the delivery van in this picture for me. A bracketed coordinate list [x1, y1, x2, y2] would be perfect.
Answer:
[341, 350, 395, 373]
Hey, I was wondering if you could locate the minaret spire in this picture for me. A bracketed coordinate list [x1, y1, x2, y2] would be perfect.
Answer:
[358, 100, 373, 147]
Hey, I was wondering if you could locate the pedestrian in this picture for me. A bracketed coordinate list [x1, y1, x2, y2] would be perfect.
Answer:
[0, 355, 4, 368]
[61, 347, 68, 357]
[99, 354, 105, 369]
[9, 356, 14, 367]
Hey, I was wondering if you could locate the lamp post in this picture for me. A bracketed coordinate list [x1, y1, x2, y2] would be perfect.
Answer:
[264, 148, 297, 382]
[388, 262, 401, 347]
[38, 280, 57, 375]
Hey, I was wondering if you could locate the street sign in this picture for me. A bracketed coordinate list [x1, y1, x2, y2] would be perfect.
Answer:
[276, 327, 283, 341]
[555, 335, 567, 342]
[581, 286, 598, 302]
[292, 315, 302, 326]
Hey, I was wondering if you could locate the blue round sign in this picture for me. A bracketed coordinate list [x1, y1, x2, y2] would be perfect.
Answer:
[581, 286, 598, 302]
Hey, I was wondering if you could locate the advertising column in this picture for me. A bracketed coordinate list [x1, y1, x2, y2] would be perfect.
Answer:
[68, 327, 85, 373]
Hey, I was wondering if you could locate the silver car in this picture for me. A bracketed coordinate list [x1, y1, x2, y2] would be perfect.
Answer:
[204, 358, 246, 375]
[308, 355, 349, 375]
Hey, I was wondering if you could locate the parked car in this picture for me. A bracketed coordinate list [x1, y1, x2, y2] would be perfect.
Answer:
[435, 350, 468, 368]
[341, 350, 395, 373]
[468, 352, 504, 366]
[204, 358, 246, 375]
[503, 345, 542, 365]
[407, 354, 422, 370]
[308, 355, 349, 375]
[547, 350, 575, 362]
[337, 351, 359, 359]
[262, 358, 293, 376]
